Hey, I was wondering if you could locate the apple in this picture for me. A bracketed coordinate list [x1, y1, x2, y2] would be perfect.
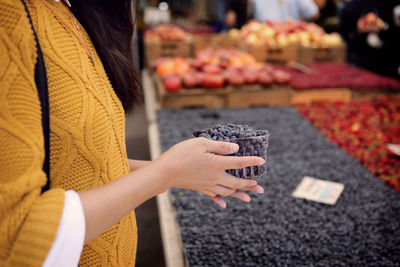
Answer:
[226, 72, 245, 85]
[183, 71, 204, 88]
[366, 12, 377, 24]
[203, 64, 223, 75]
[164, 75, 182, 92]
[265, 21, 274, 27]
[272, 70, 291, 84]
[236, 20, 340, 48]
[156, 61, 175, 76]
[288, 33, 299, 44]
[359, 17, 368, 30]
[173, 59, 190, 75]
[224, 66, 241, 76]
[202, 74, 225, 89]
[194, 72, 204, 85]
[324, 33, 342, 46]
[297, 21, 307, 32]
[182, 73, 198, 88]
[155, 24, 189, 41]
[201, 56, 221, 66]
[246, 20, 263, 32]
[246, 33, 262, 45]
[260, 26, 275, 39]
[243, 71, 258, 84]
[298, 31, 311, 46]
[263, 64, 274, 74]
[364, 12, 385, 28]
[145, 24, 190, 43]
[276, 33, 289, 47]
[257, 72, 273, 86]
[189, 59, 203, 70]
[229, 28, 240, 38]
[311, 33, 324, 46]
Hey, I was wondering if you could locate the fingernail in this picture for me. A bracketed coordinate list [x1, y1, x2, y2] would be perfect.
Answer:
[229, 143, 239, 153]
[218, 200, 227, 208]
[258, 158, 266, 165]
[215, 196, 227, 208]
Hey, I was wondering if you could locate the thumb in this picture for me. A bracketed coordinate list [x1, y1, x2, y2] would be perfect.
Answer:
[201, 138, 239, 155]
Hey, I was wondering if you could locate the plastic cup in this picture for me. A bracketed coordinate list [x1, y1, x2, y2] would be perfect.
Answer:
[226, 133, 270, 179]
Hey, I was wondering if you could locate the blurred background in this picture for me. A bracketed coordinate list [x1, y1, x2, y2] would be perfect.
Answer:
[127, 1, 400, 266]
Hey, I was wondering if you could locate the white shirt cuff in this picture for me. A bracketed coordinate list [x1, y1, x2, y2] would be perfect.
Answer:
[43, 190, 86, 267]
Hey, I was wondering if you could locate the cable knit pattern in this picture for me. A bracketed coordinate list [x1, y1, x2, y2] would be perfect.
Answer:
[0, 0, 137, 266]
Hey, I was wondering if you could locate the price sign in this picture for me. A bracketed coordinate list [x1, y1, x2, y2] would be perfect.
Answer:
[292, 176, 345, 205]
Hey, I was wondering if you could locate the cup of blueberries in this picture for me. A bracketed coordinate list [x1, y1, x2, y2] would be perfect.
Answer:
[193, 124, 270, 179]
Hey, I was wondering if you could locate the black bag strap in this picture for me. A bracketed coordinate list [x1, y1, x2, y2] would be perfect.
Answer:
[21, 0, 51, 193]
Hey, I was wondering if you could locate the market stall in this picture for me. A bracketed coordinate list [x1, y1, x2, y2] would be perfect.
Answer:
[143, 70, 400, 267]
[150, 54, 400, 108]
[140, 6, 400, 266]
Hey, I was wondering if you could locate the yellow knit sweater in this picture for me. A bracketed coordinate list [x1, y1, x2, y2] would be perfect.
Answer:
[0, 0, 137, 266]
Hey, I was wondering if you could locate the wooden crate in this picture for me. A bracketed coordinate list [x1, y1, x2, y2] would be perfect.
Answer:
[297, 44, 346, 64]
[193, 33, 219, 52]
[145, 39, 192, 66]
[352, 90, 400, 100]
[193, 33, 237, 53]
[226, 84, 293, 107]
[241, 43, 298, 64]
[215, 33, 237, 49]
[291, 88, 352, 104]
[155, 75, 227, 109]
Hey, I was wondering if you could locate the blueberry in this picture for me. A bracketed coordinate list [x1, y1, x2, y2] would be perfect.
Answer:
[193, 124, 269, 178]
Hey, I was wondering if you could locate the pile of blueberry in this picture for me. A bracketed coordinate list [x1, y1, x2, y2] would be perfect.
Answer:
[158, 107, 400, 266]
[193, 124, 270, 179]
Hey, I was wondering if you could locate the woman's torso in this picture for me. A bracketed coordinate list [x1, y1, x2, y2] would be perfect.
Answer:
[27, 0, 137, 265]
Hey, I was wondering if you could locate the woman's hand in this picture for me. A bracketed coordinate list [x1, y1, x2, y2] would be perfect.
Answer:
[153, 137, 265, 207]
[78, 138, 265, 243]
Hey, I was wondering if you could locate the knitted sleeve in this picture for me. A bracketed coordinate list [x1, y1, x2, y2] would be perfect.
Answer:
[0, 1, 65, 266]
